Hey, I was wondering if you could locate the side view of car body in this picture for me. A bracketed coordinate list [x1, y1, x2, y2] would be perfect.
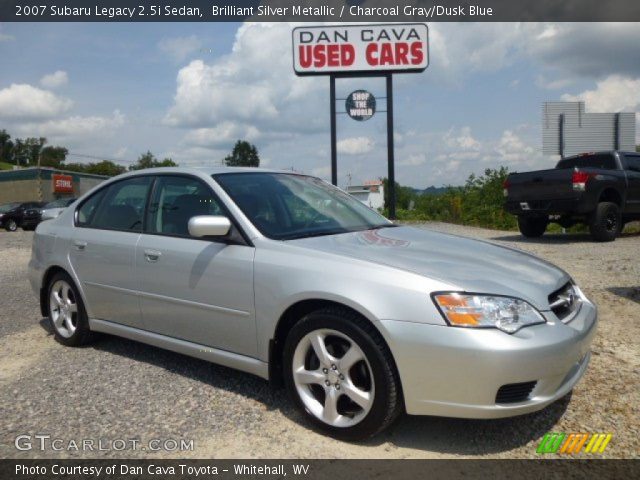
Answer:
[0, 201, 46, 231]
[29, 167, 597, 439]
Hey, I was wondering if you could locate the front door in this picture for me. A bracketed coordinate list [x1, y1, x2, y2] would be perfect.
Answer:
[136, 175, 256, 356]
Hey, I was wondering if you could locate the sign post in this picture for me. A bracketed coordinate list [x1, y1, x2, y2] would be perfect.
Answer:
[292, 23, 429, 219]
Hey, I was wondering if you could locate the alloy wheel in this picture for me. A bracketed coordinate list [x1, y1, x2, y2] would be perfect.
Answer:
[49, 280, 78, 338]
[292, 328, 375, 428]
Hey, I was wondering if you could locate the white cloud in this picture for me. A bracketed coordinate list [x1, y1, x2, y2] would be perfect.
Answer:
[16, 110, 125, 140]
[398, 153, 427, 166]
[165, 23, 324, 134]
[183, 122, 262, 149]
[337, 137, 375, 155]
[0, 33, 13, 42]
[561, 75, 640, 112]
[40, 70, 68, 89]
[444, 126, 482, 151]
[0, 84, 72, 120]
[158, 35, 203, 62]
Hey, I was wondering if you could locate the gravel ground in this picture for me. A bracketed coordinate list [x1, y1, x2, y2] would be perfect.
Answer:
[0, 225, 638, 459]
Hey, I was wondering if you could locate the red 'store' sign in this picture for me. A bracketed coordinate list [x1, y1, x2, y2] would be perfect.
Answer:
[292, 23, 429, 75]
[52, 174, 73, 193]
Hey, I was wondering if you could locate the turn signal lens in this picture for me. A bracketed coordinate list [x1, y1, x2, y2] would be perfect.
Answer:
[433, 293, 546, 333]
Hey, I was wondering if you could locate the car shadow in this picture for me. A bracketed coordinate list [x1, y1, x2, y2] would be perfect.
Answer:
[490, 230, 640, 244]
[36, 318, 571, 455]
[606, 287, 640, 305]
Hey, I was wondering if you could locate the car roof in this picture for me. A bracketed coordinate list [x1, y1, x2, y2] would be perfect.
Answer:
[122, 166, 299, 177]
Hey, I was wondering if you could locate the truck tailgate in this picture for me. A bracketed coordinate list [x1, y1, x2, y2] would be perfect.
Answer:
[506, 169, 575, 201]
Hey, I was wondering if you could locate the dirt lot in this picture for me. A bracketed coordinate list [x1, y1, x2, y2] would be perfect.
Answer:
[0, 224, 638, 459]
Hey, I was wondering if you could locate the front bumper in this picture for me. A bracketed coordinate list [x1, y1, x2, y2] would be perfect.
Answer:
[380, 299, 597, 418]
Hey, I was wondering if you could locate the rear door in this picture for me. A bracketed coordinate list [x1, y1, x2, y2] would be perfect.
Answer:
[622, 153, 640, 213]
[136, 174, 256, 356]
[69, 175, 152, 328]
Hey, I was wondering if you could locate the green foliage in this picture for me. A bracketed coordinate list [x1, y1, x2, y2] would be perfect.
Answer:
[39, 146, 68, 168]
[65, 160, 126, 177]
[224, 140, 260, 167]
[383, 167, 518, 230]
[382, 178, 417, 210]
[636, 144, 640, 153]
[129, 151, 177, 171]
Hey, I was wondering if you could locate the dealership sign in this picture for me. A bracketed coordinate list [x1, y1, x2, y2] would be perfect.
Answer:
[346, 90, 376, 121]
[52, 174, 73, 193]
[292, 23, 429, 75]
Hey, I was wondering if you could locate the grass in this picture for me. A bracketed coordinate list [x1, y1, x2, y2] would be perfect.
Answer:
[0, 161, 17, 170]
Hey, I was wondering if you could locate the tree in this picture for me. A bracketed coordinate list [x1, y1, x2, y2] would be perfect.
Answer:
[224, 140, 260, 167]
[86, 160, 127, 176]
[381, 178, 417, 210]
[0, 130, 14, 164]
[129, 151, 177, 171]
[636, 144, 639, 152]
[39, 146, 68, 168]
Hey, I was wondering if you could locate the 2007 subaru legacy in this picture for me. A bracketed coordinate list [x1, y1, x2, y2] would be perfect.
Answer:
[29, 168, 597, 440]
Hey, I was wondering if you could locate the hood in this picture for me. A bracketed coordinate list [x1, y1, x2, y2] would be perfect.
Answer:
[289, 226, 569, 311]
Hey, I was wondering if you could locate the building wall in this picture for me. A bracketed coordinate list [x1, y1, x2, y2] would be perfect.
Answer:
[0, 168, 108, 204]
[0, 179, 39, 204]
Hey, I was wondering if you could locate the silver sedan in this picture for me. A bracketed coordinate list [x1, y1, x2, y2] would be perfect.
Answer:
[29, 168, 597, 440]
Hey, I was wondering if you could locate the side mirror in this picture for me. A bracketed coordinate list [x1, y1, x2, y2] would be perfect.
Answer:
[188, 215, 231, 238]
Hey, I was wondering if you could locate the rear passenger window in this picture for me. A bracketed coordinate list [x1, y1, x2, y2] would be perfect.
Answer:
[625, 155, 640, 172]
[146, 176, 223, 237]
[83, 177, 152, 232]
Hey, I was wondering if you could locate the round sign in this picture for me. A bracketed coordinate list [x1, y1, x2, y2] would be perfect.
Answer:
[345, 90, 376, 121]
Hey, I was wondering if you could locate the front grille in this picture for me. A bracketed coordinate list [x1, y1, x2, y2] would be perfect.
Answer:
[496, 381, 537, 404]
[548, 282, 581, 322]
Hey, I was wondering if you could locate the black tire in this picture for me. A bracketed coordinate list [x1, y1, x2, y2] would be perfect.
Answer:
[517, 216, 547, 238]
[283, 307, 402, 440]
[47, 272, 94, 346]
[5, 219, 18, 232]
[589, 202, 621, 242]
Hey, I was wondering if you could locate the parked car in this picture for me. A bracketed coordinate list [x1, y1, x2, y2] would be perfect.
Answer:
[0, 201, 46, 231]
[40, 197, 77, 222]
[504, 151, 640, 241]
[29, 168, 597, 439]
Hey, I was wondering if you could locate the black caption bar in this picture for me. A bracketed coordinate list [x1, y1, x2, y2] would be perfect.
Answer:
[2, 0, 640, 22]
[1, 459, 639, 480]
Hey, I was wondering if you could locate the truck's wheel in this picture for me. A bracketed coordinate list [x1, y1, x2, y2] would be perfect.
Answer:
[589, 202, 621, 242]
[517, 216, 547, 238]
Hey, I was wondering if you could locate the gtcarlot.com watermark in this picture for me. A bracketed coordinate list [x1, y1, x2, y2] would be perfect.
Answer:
[15, 434, 194, 452]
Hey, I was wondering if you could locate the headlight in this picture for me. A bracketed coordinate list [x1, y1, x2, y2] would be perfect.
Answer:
[433, 293, 545, 333]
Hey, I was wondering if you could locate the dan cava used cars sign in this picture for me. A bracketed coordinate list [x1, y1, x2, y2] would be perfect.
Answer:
[292, 24, 429, 75]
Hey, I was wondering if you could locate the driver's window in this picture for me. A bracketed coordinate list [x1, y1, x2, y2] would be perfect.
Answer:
[146, 176, 223, 237]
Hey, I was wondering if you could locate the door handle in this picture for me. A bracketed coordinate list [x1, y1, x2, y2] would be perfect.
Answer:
[144, 249, 162, 262]
[73, 240, 87, 251]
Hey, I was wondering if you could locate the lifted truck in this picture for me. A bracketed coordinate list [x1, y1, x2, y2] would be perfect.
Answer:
[504, 151, 640, 242]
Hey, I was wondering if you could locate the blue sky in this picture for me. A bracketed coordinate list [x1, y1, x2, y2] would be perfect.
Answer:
[1, 22, 639, 187]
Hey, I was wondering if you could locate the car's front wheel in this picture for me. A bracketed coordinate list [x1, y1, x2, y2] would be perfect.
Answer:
[283, 307, 402, 440]
[47, 272, 94, 346]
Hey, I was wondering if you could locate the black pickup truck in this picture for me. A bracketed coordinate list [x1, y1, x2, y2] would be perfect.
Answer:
[504, 151, 640, 241]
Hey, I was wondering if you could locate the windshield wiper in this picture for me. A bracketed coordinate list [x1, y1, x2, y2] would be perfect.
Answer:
[366, 223, 398, 230]
[282, 228, 350, 240]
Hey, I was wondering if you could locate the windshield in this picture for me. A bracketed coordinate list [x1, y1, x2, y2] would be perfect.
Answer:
[44, 198, 75, 209]
[0, 203, 20, 213]
[214, 173, 393, 240]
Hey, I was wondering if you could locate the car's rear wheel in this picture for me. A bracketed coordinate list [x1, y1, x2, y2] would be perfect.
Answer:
[517, 216, 547, 238]
[589, 202, 621, 242]
[5, 219, 18, 232]
[283, 307, 401, 440]
[48, 272, 94, 346]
